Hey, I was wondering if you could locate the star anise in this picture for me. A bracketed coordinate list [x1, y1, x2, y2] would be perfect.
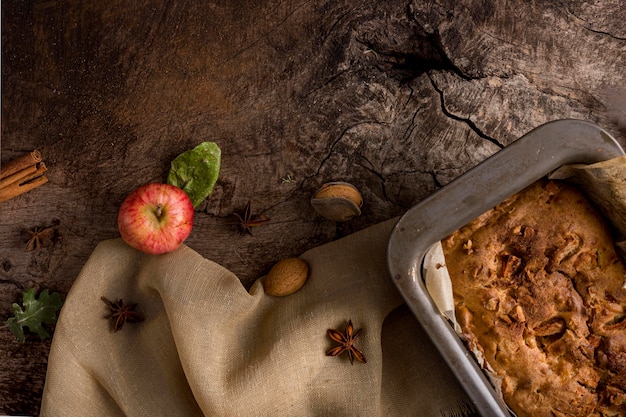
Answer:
[232, 200, 270, 236]
[326, 319, 367, 364]
[24, 225, 56, 252]
[101, 296, 144, 332]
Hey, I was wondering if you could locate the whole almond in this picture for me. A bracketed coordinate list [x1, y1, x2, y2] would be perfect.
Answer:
[263, 258, 309, 297]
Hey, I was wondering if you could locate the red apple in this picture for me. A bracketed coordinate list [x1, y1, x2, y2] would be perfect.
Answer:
[117, 183, 194, 255]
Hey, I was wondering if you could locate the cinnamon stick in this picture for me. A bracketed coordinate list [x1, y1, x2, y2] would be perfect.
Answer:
[0, 174, 48, 203]
[0, 163, 39, 189]
[0, 150, 43, 180]
[0, 150, 48, 203]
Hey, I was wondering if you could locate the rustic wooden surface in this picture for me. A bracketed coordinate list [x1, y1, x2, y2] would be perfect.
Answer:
[1, 0, 625, 414]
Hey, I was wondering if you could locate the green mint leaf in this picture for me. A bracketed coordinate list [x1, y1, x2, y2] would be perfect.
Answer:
[5, 288, 63, 343]
[167, 141, 221, 208]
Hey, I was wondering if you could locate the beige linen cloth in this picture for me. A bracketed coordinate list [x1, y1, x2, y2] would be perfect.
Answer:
[40, 218, 472, 416]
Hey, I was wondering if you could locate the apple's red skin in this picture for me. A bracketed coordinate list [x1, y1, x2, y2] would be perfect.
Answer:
[117, 183, 194, 255]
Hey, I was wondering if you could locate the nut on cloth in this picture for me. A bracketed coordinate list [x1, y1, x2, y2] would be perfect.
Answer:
[40, 219, 472, 417]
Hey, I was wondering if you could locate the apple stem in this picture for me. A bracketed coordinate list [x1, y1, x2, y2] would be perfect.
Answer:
[155, 204, 163, 218]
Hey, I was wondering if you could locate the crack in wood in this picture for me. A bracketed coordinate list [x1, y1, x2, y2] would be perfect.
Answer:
[582, 26, 626, 41]
[427, 169, 444, 188]
[355, 155, 388, 200]
[565, 7, 626, 41]
[426, 72, 505, 149]
[401, 103, 424, 141]
[314, 121, 378, 177]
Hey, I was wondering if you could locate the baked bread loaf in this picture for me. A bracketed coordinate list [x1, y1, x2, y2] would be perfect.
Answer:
[442, 179, 626, 417]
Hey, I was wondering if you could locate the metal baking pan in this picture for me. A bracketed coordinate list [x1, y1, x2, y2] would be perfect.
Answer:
[387, 119, 625, 416]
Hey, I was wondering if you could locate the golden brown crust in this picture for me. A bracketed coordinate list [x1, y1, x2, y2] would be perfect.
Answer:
[443, 180, 626, 417]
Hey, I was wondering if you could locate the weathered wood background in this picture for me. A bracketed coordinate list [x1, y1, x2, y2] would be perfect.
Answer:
[1, 0, 625, 414]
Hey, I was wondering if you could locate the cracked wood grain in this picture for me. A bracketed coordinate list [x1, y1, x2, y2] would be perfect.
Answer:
[427, 72, 505, 149]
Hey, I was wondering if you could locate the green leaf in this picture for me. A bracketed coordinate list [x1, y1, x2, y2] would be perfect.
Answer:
[5, 288, 63, 343]
[167, 141, 221, 208]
